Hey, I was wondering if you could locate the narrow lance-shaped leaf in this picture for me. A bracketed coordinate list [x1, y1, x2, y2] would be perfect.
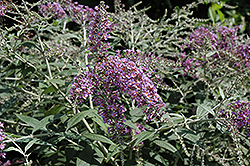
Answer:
[66, 109, 95, 131]
[15, 113, 39, 128]
[154, 140, 183, 160]
[132, 130, 156, 147]
[32, 114, 63, 134]
[83, 133, 116, 145]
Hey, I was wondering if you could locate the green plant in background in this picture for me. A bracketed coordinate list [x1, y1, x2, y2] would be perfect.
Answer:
[208, 2, 226, 24]
[207, 0, 247, 32]
[0, 0, 250, 165]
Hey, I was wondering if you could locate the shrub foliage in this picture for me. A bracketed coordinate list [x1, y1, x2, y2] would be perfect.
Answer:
[0, 0, 250, 165]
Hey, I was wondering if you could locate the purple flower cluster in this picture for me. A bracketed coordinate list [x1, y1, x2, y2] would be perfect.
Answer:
[0, 122, 6, 160]
[69, 55, 165, 140]
[177, 26, 250, 77]
[39, 0, 90, 23]
[218, 101, 250, 137]
[173, 52, 203, 77]
[39, 1, 112, 57]
[62, 0, 85, 22]
[0, 5, 6, 16]
[121, 49, 169, 90]
[87, 3, 112, 58]
[39, 2, 66, 19]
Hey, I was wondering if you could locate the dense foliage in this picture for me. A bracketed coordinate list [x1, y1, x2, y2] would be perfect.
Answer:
[1, 0, 250, 165]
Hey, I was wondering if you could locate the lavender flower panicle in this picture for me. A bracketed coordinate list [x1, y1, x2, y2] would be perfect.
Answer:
[69, 55, 165, 140]
[39, 2, 66, 19]
[87, 2, 112, 59]
[178, 26, 250, 77]
[39, 0, 88, 23]
[39, 1, 112, 60]
[218, 101, 250, 137]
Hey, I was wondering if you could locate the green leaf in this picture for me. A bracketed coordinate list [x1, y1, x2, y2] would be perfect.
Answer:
[15, 113, 39, 128]
[206, 51, 216, 58]
[19, 137, 54, 147]
[32, 114, 63, 134]
[212, 3, 223, 10]
[154, 140, 183, 160]
[66, 110, 95, 131]
[175, 6, 180, 15]
[184, 133, 199, 144]
[124, 120, 140, 132]
[59, 69, 78, 76]
[43, 85, 56, 94]
[76, 158, 90, 166]
[208, 6, 216, 23]
[55, 34, 80, 41]
[106, 146, 119, 163]
[59, 132, 88, 142]
[166, 113, 184, 125]
[45, 105, 63, 116]
[4, 147, 23, 154]
[25, 139, 36, 153]
[133, 131, 155, 147]
[217, 10, 225, 22]
[83, 133, 116, 145]
[17, 41, 41, 51]
[216, 121, 228, 133]
[52, 19, 58, 26]
[154, 153, 168, 166]
[0, 96, 17, 116]
[218, 87, 225, 100]
[22, 67, 35, 77]
[46, 79, 65, 86]
[88, 111, 108, 133]
[130, 107, 144, 122]
[196, 103, 215, 117]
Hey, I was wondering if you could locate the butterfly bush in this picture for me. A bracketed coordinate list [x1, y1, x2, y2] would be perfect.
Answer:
[69, 54, 165, 140]
[87, 3, 112, 58]
[39, 1, 112, 59]
[39, 2, 67, 19]
[218, 101, 250, 137]
[39, 0, 91, 24]
[176, 26, 250, 77]
[121, 49, 169, 90]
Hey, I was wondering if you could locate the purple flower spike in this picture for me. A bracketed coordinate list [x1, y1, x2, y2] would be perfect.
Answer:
[218, 101, 250, 137]
[87, 2, 112, 59]
[69, 55, 165, 141]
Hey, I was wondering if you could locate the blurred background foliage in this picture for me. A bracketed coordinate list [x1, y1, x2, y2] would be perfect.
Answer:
[4, 0, 250, 34]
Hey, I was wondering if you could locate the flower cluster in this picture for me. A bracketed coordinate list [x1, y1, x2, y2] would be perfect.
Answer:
[69, 55, 165, 140]
[121, 49, 169, 90]
[87, 2, 112, 58]
[62, 0, 85, 22]
[0, 122, 6, 161]
[176, 26, 250, 77]
[39, 2, 66, 19]
[39, 0, 89, 23]
[0, 5, 6, 16]
[218, 101, 250, 137]
[38, 1, 112, 56]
